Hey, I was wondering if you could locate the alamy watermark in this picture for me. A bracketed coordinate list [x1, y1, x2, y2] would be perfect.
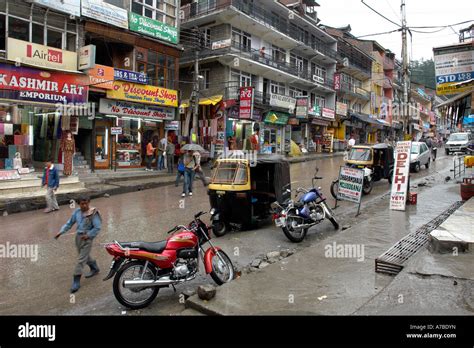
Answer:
[214, 150, 258, 167]
[55, 102, 96, 120]
[0, 242, 38, 262]
[324, 242, 365, 262]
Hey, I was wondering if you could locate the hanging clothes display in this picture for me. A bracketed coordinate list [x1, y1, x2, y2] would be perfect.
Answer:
[53, 114, 60, 138]
[4, 124, 13, 135]
[40, 114, 48, 138]
[61, 115, 70, 130]
[60, 131, 75, 176]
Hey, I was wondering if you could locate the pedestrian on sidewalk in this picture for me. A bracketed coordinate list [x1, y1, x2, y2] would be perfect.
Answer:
[182, 150, 197, 197]
[193, 150, 208, 186]
[175, 155, 185, 187]
[145, 139, 156, 171]
[55, 196, 102, 293]
[157, 136, 166, 170]
[348, 135, 356, 149]
[42, 159, 60, 213]
[166, 138, 175, 174]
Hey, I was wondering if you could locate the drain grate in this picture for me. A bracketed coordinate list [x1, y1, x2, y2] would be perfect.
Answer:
[375, 201, 465, 275]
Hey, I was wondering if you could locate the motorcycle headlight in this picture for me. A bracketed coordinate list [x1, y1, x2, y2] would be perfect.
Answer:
[210, 208, 216, 215]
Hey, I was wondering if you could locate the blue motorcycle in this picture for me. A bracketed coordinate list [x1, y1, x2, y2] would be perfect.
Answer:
[271, 168, 339, 243]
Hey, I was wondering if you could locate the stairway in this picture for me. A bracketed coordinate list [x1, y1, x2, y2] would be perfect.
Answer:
[73, 153, 102, 185]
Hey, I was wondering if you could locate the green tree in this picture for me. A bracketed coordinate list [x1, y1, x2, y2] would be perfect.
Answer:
[410, 59, 436, 89]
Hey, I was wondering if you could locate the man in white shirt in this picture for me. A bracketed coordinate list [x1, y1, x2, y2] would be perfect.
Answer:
[158, 136, 168, 170]
[348, 135, 356, 149]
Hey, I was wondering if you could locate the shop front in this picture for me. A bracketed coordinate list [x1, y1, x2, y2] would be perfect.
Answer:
[262, 111, 289, 154]
[309, 117, 330, 152]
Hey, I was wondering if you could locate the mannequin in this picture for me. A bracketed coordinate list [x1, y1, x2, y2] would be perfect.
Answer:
[13, 152, 22, 170]
[61, 130, 75, 176]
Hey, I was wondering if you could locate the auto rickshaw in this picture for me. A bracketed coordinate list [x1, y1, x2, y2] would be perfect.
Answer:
[331, 143, 395, 198]
[208, 155, 291, 237]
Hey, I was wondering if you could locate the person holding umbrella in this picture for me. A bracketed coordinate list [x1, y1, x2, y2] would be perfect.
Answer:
[180, 144, 206, 197]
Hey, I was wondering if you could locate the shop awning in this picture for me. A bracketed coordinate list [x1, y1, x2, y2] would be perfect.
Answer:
[350, 112, 380, 126]
[311, 117, 330, 126]
[179, 95, 223, 108]
[376, 119, 391, 127]
[436, 90, 472, 108]
[264, 111, 290, 125]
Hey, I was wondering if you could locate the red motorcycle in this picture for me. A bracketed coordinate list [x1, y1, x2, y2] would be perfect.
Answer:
[103, 211, 234, 309]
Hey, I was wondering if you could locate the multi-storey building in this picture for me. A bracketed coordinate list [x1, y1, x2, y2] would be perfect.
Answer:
[179, 0, 337, 154]
[0, 0, 180, 174]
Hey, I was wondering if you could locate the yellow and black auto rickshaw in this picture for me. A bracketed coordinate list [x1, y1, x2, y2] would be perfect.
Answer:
[208, 155, 291, 237]
[330, 143, 395, 198]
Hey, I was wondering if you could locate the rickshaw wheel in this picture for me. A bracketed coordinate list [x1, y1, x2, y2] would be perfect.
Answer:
[212, 221, 228, 237]
[362, 179, 373, 195]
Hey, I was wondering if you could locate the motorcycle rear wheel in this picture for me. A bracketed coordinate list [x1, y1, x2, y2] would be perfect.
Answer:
[282, 209, 308, 243]
[330, 180, 339, 200]
[113, 260, 159, 310]
[210, 250, 235, 285]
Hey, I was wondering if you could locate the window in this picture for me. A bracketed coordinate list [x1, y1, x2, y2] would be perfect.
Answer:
[232, 28, 251, 51]
[137, 49, 177, 88]
[354, 103, 362, 112]
[8, 17, 29, 41]
[315, 95, 325, 108]
[199, 69, 210, 90]
[311, 63, 326, 81]
[46, 29, 62, 49]
[289, 87, 303, 98]
[270, 80, 285, 95]
[271, 44, 286, 63]
[132, 0, 176, 24]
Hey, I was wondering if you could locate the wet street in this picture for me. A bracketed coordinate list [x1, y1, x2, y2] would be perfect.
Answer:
[0, 153, 453, 315]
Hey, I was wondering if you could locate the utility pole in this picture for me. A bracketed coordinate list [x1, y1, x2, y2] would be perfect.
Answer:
[192, 28, 200, 143]
[401, 0, 410, 138]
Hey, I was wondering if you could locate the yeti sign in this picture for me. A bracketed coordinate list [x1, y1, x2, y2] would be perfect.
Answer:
[390, 141, 412, 211]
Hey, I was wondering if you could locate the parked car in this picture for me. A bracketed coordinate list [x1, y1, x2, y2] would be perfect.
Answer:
[410, 141, 431, 172]
[445, 132, 473, 155]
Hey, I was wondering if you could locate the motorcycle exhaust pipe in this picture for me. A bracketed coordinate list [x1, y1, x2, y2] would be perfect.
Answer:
[123, 274, 196, 289]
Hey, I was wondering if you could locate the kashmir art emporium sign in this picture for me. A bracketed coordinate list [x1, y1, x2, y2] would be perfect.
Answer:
[129, 12, 178, 44]
[390, 141, 412, 211]
[99, 99, 175, 120]
[106, 81, 178, 107]
[0, 63, 88, 104]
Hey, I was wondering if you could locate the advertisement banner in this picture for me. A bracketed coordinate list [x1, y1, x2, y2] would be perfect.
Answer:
[322, 108, 335, 120]
[239, 86, 254, 119]
[33, 0, 81, 16]
[0, 63, 88, 104]
[390, 141, 412, 211]
[337, 167, 364, 204]
[114, 69, 148, 84]
[78, 45, 96, 70]
[336, 102, 348, 116]
[434, 43, 474, 95]
[270, 93, 296, 113]
[111, 127, 122, 135]
[87, 64, 114, 89]
[212, 39, 231, 50]
[129, 12, 178, 44]
[99, 99, 175, 120]
[333, 73, 341, 90]
[106, 81, 178, 107]
[308, 105, 321, 117]
[165, 121, 179, 130]
[82, 0, 128, 29]
[295, 96, 309, 119]
[7, 38, 78, 71]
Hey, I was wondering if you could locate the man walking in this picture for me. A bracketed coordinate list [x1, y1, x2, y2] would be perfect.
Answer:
[158, 135, 168, 170]
[145, 139, 155, 171]
[166, 138, 175, 174]
[55, 196, 102, 293]
[42, 160, 60, 213]
[193, 150, 208, 187]
[182, 150, 197, 197]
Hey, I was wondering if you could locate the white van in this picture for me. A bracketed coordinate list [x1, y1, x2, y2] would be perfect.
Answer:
[445, 132, 473, 155]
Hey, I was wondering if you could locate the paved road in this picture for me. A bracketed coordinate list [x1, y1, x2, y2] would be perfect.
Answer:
[0, 153, 453, 315]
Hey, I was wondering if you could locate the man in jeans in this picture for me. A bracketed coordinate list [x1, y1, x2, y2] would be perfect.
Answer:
[166, 138, 175, 174]
[55, 196, 102, 293]
[145, 139, 155, 171]
[158, 136, 167, 170]
[182, 150, 197, 197]
[41, 160, 60, 213]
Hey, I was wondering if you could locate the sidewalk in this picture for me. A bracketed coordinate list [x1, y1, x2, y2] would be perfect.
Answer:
[185, 173, 471, 315]
[0, 151, 344, 215]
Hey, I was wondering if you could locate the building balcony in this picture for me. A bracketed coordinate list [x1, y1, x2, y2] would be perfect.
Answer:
[181, 40, 335, 93]
[337, 54, 371, 80]
[180, 0, 337, 63]
[383, 56, 395, 70]
[338, 82, 370, 100]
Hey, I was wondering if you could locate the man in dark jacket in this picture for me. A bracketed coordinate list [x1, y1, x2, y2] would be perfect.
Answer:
[55, 196, 102, 293]
[42, 160, 60, 213]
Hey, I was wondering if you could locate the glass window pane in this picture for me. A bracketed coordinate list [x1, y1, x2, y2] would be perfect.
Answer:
[147, 50, 157, 64]
[132, 2, 142, 15]
[8, 17, 29, 42]
[32, 23, 44, 44]
[67, 19, 76, 33]
[165, 16, 175, 26]
[9, 2, 30, 18]
[0, 0, 6, 12]
[66, 33, 76, 51]
[144, 8, 153, 18]
[138, 63, 146, 74]
[145, 0, 153, 6]
[0, 15, 5, 50]
[32, 8, 45, 23]
[47, 12, 64, 29]
[168, 68, 175, 89]
[166, 4, 175, 16]
[158, 68, 165, 87]
[158, 55, 165, 67]
[47, 29, 62, 49]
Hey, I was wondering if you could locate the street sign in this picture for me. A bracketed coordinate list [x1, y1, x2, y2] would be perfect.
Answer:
[337, 167, 364, 204]
[390, 141, 412, 211]
[111, 127, 122, 135]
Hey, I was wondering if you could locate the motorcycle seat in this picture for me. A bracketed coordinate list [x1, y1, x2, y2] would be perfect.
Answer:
[120, 240, 167, 253]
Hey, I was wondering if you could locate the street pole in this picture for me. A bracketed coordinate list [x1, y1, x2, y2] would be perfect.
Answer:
[401, 0, 410, 138]
[192, 49, 199, 143]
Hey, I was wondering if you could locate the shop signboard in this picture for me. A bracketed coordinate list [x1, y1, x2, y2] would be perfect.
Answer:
[7, 38, 78, 71]
[87, 64, 114, 89]
[288, 118, 299, 125]
[270, 93, 296, 113]
[129, 12, 178, 44]
[99, 99, 175, 120]
[333, 73, 341, 90]
[82, 0, 129, 29]
[239, 86, 254, 119]
[114, 69, 148, 84]
[226, 105, 239, 119]
[252, 108, 262, 121]
[390, 141, 412, 211]
[264, 112, 289, 125]
[336, 167, 364, 204]
[433, 42, 474, 95]
[295, 96, 309, 119]
[336, 102, 348, 116]
[212, 39, 231, 50]
[0, 63, 88, 104]
[322, 108, 335, 120]
[78, 45, 96, 70]
[107, 81, 178, 107]
[111, 127, 122, 135]
[33, 0, 81, 17]
[308, 105, 320, 117]
[165, 121, 179, 130]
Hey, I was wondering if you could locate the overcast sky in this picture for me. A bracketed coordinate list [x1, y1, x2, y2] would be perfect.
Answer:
[317, 0, 473, 61]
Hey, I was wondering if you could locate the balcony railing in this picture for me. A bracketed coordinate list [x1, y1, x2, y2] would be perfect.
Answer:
[340, 82, 370, 99]
[181, 0, 337, 60]
[338, 53, 372, 77]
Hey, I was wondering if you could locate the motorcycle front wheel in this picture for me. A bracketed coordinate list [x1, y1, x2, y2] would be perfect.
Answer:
[362, 179, 373, 195]
[113, 260, 159, 310]
[323, 203, 340, 230]
[330, 180, 339, 200]
[210, 250, 235, 285]
[282, 209, 308, 243]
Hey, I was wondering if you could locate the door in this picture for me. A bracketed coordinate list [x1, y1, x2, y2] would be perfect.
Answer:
[94, 120, 113, 169]
[420, 143, 429, 165]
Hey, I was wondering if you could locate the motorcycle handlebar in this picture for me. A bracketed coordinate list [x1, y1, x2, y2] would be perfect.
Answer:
[194, 211, 207, 219]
